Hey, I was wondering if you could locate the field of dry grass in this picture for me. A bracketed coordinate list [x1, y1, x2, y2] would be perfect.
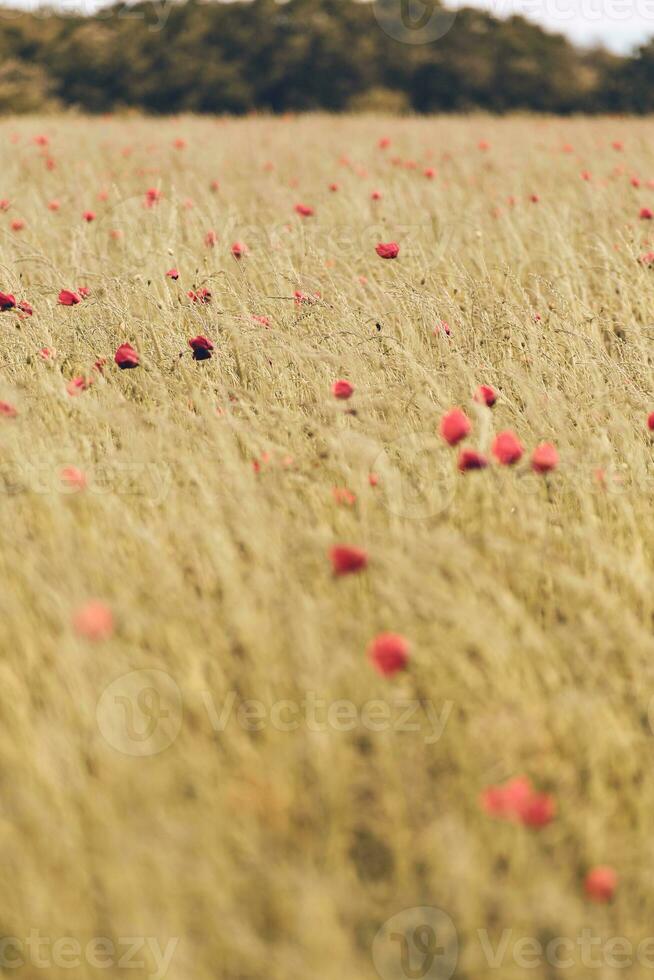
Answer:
[1, 113, 654, 979]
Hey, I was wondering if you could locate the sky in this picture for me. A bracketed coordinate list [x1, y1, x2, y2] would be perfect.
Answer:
[2, 0, 653, 52]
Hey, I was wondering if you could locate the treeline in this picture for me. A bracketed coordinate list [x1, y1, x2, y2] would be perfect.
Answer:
[0, 0, 653, 114]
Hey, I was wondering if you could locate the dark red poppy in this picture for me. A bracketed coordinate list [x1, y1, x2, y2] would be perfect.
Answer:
[474, 384, 497, 407]
[188, 335, 214, 361]
[458, 449, 488, 472]
[114, 343, 140, 369]
[329, 545, 368, 576]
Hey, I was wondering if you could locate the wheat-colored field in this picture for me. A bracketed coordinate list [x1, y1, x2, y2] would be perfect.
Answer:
[0, 113, 653, 979]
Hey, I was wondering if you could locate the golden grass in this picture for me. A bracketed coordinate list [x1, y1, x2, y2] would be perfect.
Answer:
[0, 113, 653, 979]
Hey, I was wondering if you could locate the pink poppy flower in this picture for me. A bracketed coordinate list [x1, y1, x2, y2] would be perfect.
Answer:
[166, 268, 179, 280]
[492, 431, 524, 465]
[60, 466, 87, 490]
[640, 207, 653, 220]
[58, 289, 80, 306]
[252, 315, 270, 327]
[367, 633, 410, 677]
[584, 866, 617, 903]
[375, 241, 399, 259]
[66, 376, 92, 397]
[332, 379, 354, 400]
[231, 242, 248, 259]
[439, 408, 471, 446]
[531, 442, 559, 474]
[73, 600, 114, 640]
[294, 203, 314, 217]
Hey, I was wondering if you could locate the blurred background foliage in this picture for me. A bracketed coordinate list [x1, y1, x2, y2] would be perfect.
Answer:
[0, 0, 651, 113]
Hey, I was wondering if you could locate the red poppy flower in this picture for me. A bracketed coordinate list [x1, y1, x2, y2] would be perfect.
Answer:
[73, 600, 114, 640]
[492, 430, 524, 465]
[434, 320, 451, 337]
[204, 230, 217, 248]
[58, 289, 81, 306]
[371, 190, 382, 201]
[66, 376, 92, 396]
[114, 343, 140, 369]
[145, 187, 161, 207]
[83, 210, 96, 222]
[17, 301, 32, 317]
[529, 193, 540, 203]
[531, 442, 559, 473]
[439, 408, 471, 446]
[375, 241, 399, 259]
[188, 335, 214, 361]
[294, 203, 314, 218]
[474, 384, 497, 407]
[332, 379, 354, 400]
[173, 138, 187, 150]
[60, 466, 87, 490]
[378, 137, 391, 149]
[166, 268, 179, 280]
[424, 167, 436, 179]
[0, 292, 16, 311]
[648, 412, 654, 430]
[0, 401, 17, 418]
[210, 179, 220, 192]
[584, 866, 617, 903]
[231, 242, 248, 258]
[480, 776, 555, 828]
[329, 182, 339, 192]
[252, 314, 270, 327]
[48, 199, 60, 211]
[294, 290, 320, 305]
[77, 287, 90, 299]
[458, 449, 488, 472]
[369, 472, 379, 487]
[640, 252, 654, 266]
[367, 633, 410, 677]
[10, 219, 24, 232]
[329, 545, 368, 576]
[640, 207, 653, 220]
[332, 487, 356, 506]
[188, 288, 211, 304]
[0, 200, 9, 211]
[34, 134, 49, 147]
